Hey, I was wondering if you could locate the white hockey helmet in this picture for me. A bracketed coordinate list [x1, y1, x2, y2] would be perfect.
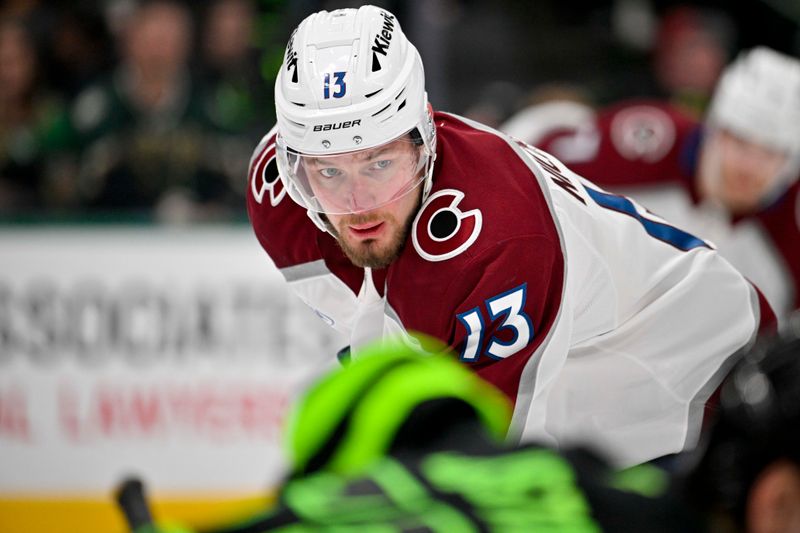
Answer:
[274, 5, 436, 224]
[706, 47, 800, 157]
[699, 47, 800, 209]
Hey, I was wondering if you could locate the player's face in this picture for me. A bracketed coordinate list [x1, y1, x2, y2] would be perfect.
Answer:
[304, 137, 425, 215]
[304, 138, 426, 268]
[323, 184, 422, 269]
[713, 130, 788, 214]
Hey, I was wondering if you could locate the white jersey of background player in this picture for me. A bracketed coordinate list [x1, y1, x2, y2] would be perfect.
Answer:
[246, 5, 773, 466]
[510, 48, 800, 328]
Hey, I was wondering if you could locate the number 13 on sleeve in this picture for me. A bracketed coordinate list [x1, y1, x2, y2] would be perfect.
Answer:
[457, 283, 534, 362]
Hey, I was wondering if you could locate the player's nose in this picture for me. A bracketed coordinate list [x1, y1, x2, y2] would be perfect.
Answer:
[344, 177, 378, 211]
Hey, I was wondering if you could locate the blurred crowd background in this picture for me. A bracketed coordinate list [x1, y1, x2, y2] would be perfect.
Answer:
[0, 0, 798, 223]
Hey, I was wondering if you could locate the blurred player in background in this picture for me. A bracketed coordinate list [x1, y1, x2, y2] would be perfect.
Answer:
[517, 47, 800, 328]
[247, 5, 773, 467]
[680, 318, 800, 532]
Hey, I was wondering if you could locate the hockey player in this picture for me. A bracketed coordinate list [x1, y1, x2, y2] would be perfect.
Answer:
[524, 47, 800, 327]
[246, 5, 774, 466]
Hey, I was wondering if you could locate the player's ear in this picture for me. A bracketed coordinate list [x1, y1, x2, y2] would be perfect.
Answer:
[746, 459, 800, 533]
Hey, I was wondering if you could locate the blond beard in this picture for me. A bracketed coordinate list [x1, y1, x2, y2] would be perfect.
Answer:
[324, 202, 419, 269]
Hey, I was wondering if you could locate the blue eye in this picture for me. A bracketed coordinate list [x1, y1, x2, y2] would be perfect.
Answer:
[319, 167, 342, 178]
[372, 159, 392, 170]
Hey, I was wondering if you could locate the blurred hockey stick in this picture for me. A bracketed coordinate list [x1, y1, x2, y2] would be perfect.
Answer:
[116, 477, 154, 532]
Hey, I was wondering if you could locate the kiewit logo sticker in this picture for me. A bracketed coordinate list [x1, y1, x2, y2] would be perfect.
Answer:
[285, 28, 298, 83]
[371, 11, 395, 72]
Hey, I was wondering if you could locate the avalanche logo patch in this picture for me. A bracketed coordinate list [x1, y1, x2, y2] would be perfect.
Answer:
[610, 105, 676, 163]
[412, 189, 482, 262]
[250, 140, 286, 207]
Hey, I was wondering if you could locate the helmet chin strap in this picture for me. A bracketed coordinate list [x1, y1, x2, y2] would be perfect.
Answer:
[306, 209, 330, 233]
[420, 150, 437, 204]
